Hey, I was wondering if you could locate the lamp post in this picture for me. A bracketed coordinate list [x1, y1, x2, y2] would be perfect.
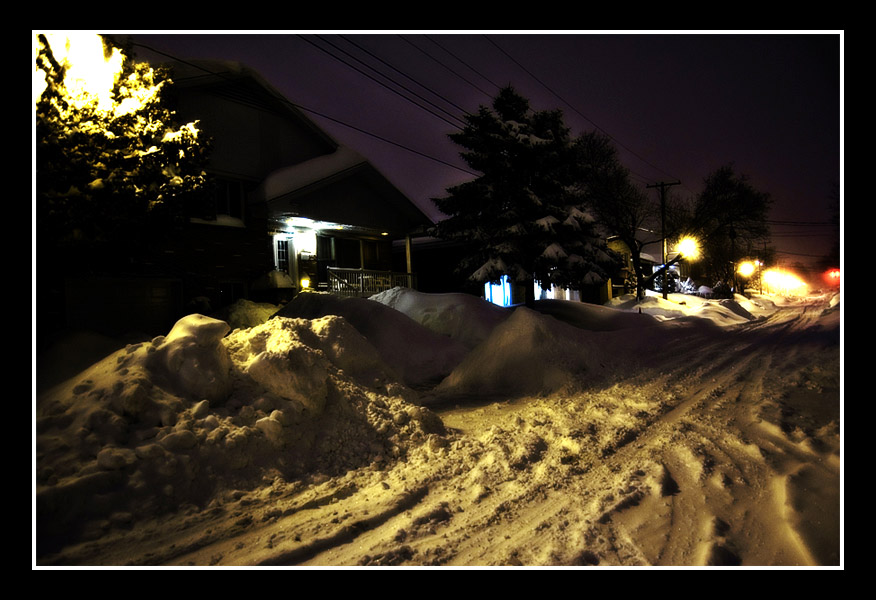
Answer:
[737, 259, 762, 295]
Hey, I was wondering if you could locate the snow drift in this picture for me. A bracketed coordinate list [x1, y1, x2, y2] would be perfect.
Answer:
[36, 312, 446, 557]
[35, 288, 841, 567]
[273, 291, 469, 389]
[433, 306, 601, 399]
[369, 287, 511, 349]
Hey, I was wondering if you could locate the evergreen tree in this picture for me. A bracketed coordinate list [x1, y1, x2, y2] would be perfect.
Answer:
[434, 87, 616, 303]
[35, 33, 210, 246]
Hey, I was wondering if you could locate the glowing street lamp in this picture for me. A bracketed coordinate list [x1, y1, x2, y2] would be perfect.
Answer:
[737, 259, 763, 293]
[675, 236, 700, 260]
[737, 261, 756, 278]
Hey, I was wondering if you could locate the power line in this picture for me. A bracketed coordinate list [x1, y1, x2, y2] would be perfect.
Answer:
[399, 35, 495, 102]
[767, 220, 836, 226]
[300, 35, 466, 130]
[292, 103, 477, 176]
[424, 35, 503, 95]
[483, 35, 682, 186]
[131, 40, 477, 178]
[340, 35, 472, 119]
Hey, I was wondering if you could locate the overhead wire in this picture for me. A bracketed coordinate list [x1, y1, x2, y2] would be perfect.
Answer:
[340, 35, 473, 120]
[399, 35, 496, 102]
[483, 35, 685, 189]
[300, 35, 467, 130]
[131, 39, 478, 178]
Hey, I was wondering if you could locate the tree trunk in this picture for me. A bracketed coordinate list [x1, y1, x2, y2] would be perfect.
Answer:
[524, 276, 536, 307]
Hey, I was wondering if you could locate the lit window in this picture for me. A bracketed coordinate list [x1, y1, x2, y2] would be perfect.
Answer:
[485, 275, 512, 307]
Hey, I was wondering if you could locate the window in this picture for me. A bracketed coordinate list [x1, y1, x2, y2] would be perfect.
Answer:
[277, 239, 289, 273]
[213, 179, 246, 220]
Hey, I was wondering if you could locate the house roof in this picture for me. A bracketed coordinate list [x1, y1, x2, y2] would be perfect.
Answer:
[254, 146, 434, 237]
[165, 59, 339, 153]
[165, 59, 433, 237]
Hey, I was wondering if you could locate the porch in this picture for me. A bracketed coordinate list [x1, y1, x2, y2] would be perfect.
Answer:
[326, 266, 417, 298]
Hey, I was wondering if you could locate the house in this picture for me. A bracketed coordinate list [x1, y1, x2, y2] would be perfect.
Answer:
[167, 59, 433, 304]
[46, 58, 433, 340]
[606, 235, 692, 296]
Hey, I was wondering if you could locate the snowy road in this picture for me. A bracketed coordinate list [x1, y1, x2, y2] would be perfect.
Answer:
[37, 294, 840, 567]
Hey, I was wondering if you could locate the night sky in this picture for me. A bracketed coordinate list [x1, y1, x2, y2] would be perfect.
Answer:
[128, 31, 842, 272]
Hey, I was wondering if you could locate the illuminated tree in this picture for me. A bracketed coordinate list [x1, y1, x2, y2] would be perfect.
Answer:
[433, 87, 617, 304]
[35, 33, 210, 245]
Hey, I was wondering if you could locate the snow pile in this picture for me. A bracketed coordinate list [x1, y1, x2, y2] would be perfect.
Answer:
[211, 298, 280, 331]
[369, 287, 510, 349]
[606, 291, 772, 326]
[36, 312, 446, 557]
[433, 307, 600, 399]
[274, 291, 469, 388]
[531, 298, 659, 332]
[223, 315, 397, 413]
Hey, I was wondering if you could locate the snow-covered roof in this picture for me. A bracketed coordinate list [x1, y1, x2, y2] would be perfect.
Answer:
[252, 146, 368, 203]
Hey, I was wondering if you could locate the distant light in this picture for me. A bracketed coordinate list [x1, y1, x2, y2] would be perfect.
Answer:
[823, 268, 840, 288]
[381, 232, 389, 236]
[300, 278, 310, 289]
[762, 268, 808, 296]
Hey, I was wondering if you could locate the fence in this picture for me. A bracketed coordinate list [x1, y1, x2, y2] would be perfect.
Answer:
[326, 267, 416, 298]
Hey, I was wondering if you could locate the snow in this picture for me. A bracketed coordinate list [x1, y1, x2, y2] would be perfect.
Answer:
[253, 146, 367, 203]
[35, 287, 842, 568]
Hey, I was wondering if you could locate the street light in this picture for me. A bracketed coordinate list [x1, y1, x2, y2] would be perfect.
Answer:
[675, 236, 700, 260]
[737, 259, 764, 293]
[737, 261, 756, 278]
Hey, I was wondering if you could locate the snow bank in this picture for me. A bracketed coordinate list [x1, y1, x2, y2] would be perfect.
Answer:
[223, 315, 397, 413]
[149, 314, 233, 403]
[531, 298, 659, 332]
[606, 291, 773, 326]
[211, 298, 280, 331]
[433, 307, 600, 400]
[274, 291, 469, 388]
[36, 313, 446, 557]
[369, 287, 510, 349]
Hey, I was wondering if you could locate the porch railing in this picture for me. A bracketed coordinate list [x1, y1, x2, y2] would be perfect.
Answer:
[326, 267, 417, 298]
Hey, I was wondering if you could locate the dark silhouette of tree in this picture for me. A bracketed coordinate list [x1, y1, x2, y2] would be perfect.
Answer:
[433, 87, 617, 305]
[691, 165, 772, 291]
[575, 132, 688, 300]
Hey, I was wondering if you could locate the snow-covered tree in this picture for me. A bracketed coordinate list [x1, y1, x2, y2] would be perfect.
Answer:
[433, 87, 617, 304]
[35, 33, 210, 244]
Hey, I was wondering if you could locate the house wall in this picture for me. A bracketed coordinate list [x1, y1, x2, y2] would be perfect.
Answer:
[174, 84, 336, 181]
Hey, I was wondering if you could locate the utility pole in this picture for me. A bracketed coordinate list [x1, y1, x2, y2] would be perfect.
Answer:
[647, 181, 681, 300]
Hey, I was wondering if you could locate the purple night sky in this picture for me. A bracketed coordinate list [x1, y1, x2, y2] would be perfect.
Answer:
[129, 31, 842, 272]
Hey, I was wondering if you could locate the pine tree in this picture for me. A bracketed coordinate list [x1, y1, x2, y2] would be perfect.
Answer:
[434, 87, 617, 303]
[35, 33, 210, 245]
